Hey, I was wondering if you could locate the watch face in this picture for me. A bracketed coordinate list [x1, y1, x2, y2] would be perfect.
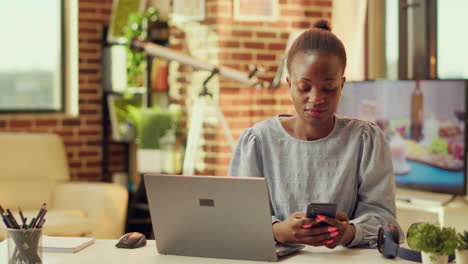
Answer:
[377, 227, 385, 253]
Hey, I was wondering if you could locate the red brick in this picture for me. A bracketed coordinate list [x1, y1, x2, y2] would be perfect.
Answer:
[9, 120, 32, 128]
[244, 42, 265, 49]
[63, 140, 82, 147]
[79, 109, 99, 115]
[256, 31, 276, 38]
[79, 151, 99, 157]
[63, 119, 81, 126]
[86, 161, 102, 168]
[79, 130, 100, 136]
[86, 119, 102, 125]
[80, 89, 98, 95]
[232, 30, 253, 37]
[79, 69, 99, 74]
[292, 21, 311, 28]
[87, 140, 102, 146]
[69, 162, 82, 168]
[219, 41, 240, 48]
[268, 43, 286, 50]
[232, 53, 252, 60]
[305, 11, 323, 17]
[36, 119, 58, 126]
[79, 27, 99, 34]
[257, 54, 277, 61]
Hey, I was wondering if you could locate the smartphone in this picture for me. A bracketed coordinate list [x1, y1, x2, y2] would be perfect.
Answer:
[306, 203, 337, 219]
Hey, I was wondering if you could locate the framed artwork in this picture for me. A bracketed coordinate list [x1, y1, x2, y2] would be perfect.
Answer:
[172, 0, 205, 22]
[234, 0, 278, 21]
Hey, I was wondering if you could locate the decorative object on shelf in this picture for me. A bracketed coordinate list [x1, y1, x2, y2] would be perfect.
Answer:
[150, 58, 169, 91]
[457, 231, 468, 264]
[407, 222, 457, 264]
[172, 0, 205, 22]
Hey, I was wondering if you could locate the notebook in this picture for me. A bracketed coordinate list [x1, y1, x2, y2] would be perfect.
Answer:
[144, 174, 305, 262]
[41, 236, 95, 253]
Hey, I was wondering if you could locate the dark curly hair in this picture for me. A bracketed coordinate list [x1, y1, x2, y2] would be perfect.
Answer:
[286, 19, 347, 75]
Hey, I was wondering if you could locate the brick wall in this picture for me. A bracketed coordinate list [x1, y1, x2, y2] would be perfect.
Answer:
[169, 0, 332, 176]
[0, 0, 125, 181]
[0, 0, 332, 181]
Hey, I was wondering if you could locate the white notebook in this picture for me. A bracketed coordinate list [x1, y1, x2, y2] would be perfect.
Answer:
[41, 236, 95, 253]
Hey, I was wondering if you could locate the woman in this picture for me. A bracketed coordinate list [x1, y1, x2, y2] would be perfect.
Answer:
[229, 19, 401, 249]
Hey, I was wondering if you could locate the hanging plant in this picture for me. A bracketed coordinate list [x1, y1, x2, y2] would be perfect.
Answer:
[123, 7, 158, 88]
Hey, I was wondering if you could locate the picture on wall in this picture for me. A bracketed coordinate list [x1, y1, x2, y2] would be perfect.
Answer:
[234, 0, 278, 21]
[172, 0, 205, 22]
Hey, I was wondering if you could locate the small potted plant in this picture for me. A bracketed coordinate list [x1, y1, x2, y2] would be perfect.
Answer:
[407, 222, 457, 264]
[457, 231, 468, 264]
[126, 104, 184, 174]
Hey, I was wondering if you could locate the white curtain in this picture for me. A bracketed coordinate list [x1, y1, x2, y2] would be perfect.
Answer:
[332, 0, 368, 81]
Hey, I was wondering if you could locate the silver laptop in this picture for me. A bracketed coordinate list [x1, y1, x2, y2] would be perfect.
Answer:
[144, 174, 305, 262]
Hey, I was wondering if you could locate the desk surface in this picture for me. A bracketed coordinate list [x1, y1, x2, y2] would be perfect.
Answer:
[0, 239, 414, 264]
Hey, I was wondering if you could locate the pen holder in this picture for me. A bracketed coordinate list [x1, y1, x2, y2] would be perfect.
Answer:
[7, 228, 42, 264]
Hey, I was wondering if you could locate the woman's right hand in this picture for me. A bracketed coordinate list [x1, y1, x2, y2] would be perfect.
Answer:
[272, 212, 339, 247]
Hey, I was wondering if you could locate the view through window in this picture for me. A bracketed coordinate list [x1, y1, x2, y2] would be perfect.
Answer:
[0, 0, 63, 112]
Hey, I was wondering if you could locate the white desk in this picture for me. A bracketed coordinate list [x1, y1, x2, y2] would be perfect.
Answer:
[0, 239, 414, 264]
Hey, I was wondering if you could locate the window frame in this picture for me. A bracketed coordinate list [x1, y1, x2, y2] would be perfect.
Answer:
[0, 0, 78, 116]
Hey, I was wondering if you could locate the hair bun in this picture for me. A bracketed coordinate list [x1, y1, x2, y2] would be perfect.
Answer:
[313, 19, 331, 31]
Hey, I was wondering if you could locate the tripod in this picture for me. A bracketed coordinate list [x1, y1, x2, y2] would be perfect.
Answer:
[182, 69, 235, 175]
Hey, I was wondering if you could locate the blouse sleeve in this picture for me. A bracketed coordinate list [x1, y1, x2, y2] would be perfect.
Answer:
[228, 128, 263, 177]
[347, 123, 404, 248]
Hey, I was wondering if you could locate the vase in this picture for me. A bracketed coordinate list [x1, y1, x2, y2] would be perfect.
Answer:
[421, 252, 448, 264]
[456, 249, 468, 264]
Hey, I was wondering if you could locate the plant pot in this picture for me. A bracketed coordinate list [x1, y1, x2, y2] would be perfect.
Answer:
[421, 252, 449, 264]
[137, 149, 162, 173]
[456, 249, 468, 264]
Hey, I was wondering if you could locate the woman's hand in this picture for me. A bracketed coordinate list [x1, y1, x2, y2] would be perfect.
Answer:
[318, 211, 355, 248]
[272, 212, 344, 247]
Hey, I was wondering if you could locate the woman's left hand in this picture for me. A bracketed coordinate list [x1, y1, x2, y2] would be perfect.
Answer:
[318, 212, 356, 249]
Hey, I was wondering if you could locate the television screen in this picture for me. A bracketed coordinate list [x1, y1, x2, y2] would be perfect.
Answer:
[337, 80, 466, 195]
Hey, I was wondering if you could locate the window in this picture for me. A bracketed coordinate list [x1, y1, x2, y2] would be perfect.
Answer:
[0, 0, 77, 114]
[385, 0, 399, 80]
[437, 0, 468, 79]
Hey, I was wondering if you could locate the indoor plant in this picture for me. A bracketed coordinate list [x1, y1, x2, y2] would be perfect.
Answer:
[407, 222, 457, 264]
[126, 104, 184, 174]
[123, 7, 158, 88]
[456, 230, 468, 264]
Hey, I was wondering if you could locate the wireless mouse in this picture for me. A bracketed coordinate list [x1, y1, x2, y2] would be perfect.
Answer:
[115, 232, 147, 249]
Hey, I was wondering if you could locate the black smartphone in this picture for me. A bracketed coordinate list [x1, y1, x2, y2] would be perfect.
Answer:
[306, 203, 337, 219]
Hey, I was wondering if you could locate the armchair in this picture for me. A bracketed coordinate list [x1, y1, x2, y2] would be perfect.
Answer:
[0, 132, 128, 240]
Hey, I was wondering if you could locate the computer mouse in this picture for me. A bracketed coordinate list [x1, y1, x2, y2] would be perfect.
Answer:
[115, 232, 147, 249]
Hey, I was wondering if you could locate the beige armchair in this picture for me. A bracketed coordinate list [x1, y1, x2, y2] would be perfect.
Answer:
[0, 132, 128, 240]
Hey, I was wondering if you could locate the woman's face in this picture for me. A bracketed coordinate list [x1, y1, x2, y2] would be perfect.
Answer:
[287, 52, 346, 127]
